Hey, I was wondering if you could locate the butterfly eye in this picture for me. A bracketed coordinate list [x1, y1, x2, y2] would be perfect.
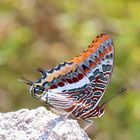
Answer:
[33, 85, 44, 94]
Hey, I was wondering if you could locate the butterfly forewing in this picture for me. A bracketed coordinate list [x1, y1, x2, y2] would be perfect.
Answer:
[73, 34, 114, 108]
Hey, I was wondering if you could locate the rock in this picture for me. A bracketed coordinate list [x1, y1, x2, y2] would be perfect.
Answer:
[0, 107, 90, 140]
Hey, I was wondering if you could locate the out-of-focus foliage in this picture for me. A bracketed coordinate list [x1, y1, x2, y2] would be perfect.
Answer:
[0, 0, 140, 139]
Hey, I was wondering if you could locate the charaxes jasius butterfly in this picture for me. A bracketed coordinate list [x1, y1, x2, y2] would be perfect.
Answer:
[21, 33, 126, 130]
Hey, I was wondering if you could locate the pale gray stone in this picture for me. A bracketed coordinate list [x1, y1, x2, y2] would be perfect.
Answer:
[0, 107, 90, 140]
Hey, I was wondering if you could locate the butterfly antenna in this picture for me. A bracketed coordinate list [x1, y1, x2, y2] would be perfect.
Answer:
[100, 87, 127, 108]
[19, 77, 33, 86]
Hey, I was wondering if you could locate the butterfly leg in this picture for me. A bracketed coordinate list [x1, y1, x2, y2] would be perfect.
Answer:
[64, 106, 77, 120]
[83, 119, 93, 131]
[64, 102, 83, 121]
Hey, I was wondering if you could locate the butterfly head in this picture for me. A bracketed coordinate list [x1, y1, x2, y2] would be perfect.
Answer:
[30, 84, 46, 99]
[20, 68, 49, 100]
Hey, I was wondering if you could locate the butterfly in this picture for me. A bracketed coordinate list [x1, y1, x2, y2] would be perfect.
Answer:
[21, 33, 125, 130]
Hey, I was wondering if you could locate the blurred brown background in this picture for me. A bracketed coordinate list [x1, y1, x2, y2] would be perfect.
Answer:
[0, 0, 140, 140]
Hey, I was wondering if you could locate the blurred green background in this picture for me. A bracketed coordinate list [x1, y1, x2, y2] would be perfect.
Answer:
[0, 0, 140, 139]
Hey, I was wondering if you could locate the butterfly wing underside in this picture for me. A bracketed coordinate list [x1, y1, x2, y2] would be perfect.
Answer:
[43, 33, 114, 117]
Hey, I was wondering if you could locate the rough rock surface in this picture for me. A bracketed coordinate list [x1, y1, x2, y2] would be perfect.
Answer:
[0, 107, 90, 140]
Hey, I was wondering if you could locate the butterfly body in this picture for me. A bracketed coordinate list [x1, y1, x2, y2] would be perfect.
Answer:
[22, 33, 114, 129]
